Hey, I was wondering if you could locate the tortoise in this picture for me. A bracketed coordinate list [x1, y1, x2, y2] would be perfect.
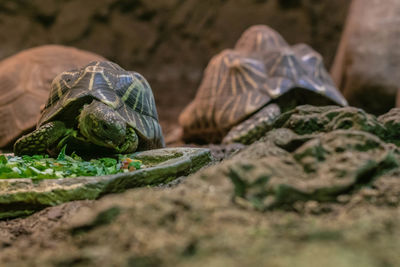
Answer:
[14, 61, 165, 156]
[179, 25, 348, 144]
[0, 45, 105, 149]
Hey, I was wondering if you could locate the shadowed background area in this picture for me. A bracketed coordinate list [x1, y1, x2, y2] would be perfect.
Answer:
[0, 0, 350, 135]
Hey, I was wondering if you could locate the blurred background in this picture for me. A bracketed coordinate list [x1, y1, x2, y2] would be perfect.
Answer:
[0, 0, 350, 134]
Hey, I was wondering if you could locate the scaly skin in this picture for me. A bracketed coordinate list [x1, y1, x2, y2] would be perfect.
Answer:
[13, 121, 74, 156]
[222, 103, 281, 145]
[78, 101, 138, 153]
[114, 127, 138, 153]
[14, 101, 139, 156]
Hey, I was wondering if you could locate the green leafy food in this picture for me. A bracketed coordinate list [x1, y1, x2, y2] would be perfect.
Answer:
[121, 157, 143, 171]
[57, 145, 67, 161]
[0, 150, 143, 180]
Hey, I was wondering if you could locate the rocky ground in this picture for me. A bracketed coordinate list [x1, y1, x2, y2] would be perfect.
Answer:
[1, 105, 400, 267]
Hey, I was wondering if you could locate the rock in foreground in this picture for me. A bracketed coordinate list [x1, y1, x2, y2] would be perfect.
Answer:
[0, 147, 212, 219]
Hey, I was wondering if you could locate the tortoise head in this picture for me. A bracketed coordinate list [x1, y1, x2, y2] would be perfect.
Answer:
[78, 100, 138, 152]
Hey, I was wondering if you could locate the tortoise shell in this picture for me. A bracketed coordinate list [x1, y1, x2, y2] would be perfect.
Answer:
[39, 61, 164, 150]
[178, 50, 273, 143]
[179, 25, 348, 143]
[0, 45, 104, 148]
[235, 25, 289, 55]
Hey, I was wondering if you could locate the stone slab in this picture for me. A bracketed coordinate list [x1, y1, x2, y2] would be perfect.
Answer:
[0, 147, 212, 219]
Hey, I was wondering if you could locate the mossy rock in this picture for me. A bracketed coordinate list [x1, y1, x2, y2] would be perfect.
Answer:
[273, 105, 386, 137]
[210, 106, 400, 210]
[219, 129, 399, 209]
[0, 147, 212, 219]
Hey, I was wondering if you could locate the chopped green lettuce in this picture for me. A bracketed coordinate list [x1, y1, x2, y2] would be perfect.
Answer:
[0, 148, 142, 180]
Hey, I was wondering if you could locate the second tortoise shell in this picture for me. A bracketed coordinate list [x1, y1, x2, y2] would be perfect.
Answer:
[179, 25, 347, 143]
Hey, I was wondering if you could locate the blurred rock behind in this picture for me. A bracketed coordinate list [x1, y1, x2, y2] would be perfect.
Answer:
[331, 0, 400, 115]
[0, 0, 350, 131]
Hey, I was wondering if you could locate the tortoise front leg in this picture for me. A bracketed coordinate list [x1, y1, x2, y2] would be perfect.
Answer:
[13, 121, 74, 156]
[222, 103, 281, 145]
